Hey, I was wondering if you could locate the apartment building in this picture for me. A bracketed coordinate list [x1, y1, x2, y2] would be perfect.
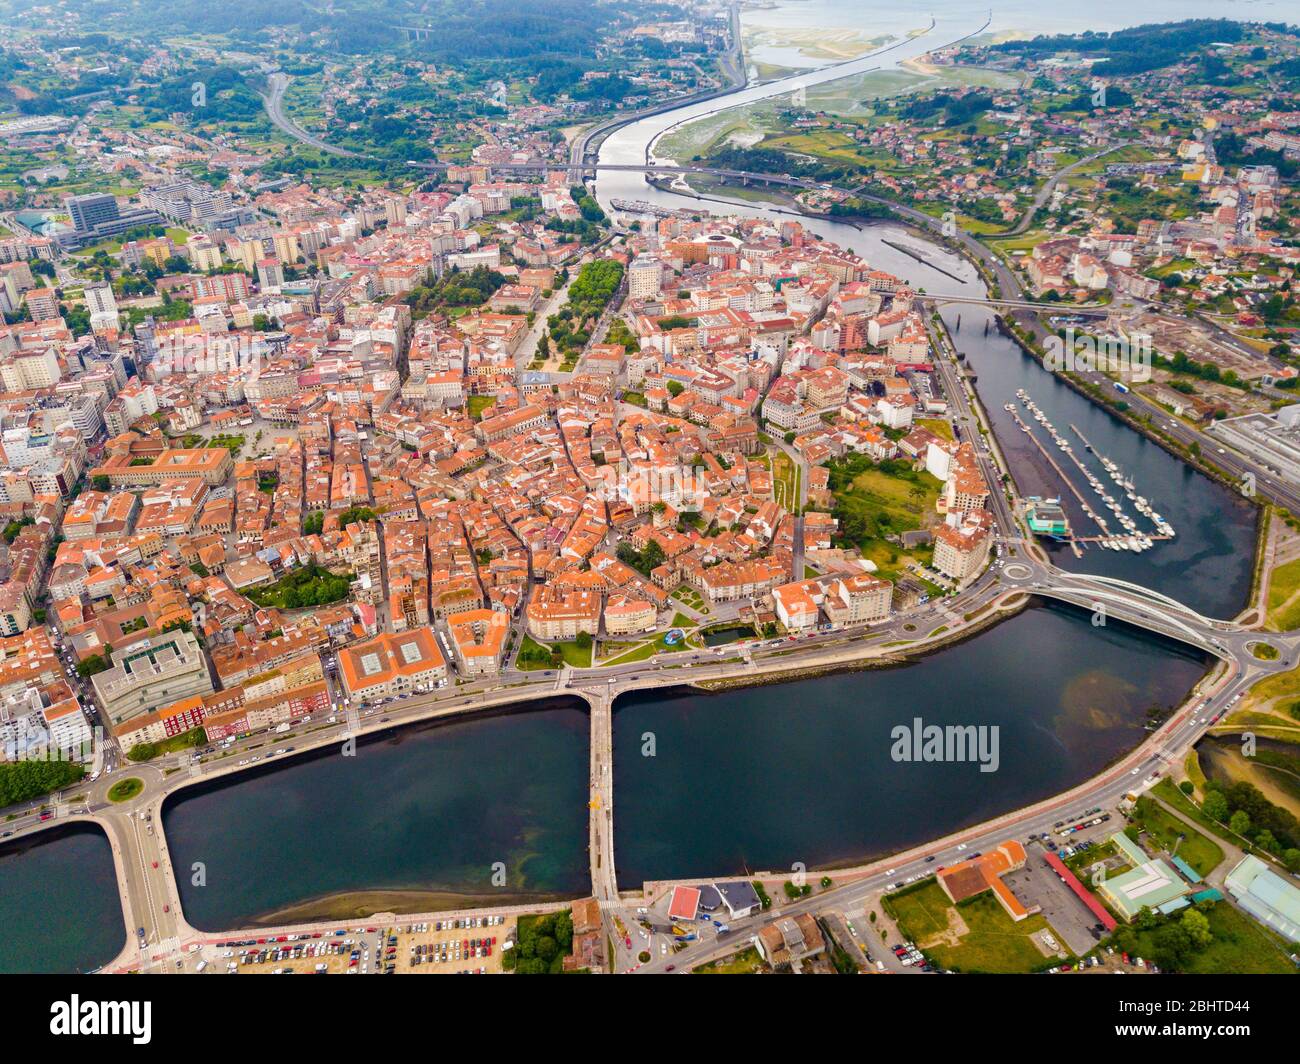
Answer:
[338, 628, 447, 705]
[933, 521, 991, 588]
[91, 628, 215, 731]
[525, 588, 601, 641]
[445, 608, 510, 676]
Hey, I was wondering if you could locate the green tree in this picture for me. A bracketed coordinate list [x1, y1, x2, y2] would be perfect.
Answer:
[1202, 790, 1229, 822]
[76, 654, 111, 679]
[1181, 908, 1212, 950]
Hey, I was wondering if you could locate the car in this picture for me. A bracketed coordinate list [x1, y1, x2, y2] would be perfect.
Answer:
[664, 964, 675, 972]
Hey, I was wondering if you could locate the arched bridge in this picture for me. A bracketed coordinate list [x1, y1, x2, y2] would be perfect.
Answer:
[1000, 560, 1287, 667]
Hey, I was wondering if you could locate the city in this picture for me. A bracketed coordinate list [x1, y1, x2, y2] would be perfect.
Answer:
[0, 0, 1298, 1008]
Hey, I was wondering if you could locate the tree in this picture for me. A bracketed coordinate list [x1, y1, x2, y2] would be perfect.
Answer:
[1229, 809, 1252, 837]
[92, 475, 112, 491]
[575, 631, 593, 650]
[1202, 790, 1229, 823]
[0, 760, 85, 805]
[666, 380, 685, 398]
[76, 654, 111, 679]
[1181, 908, 1212, 950]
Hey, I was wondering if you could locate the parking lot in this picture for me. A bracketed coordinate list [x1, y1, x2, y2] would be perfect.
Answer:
[200, 928, 386, 975]
[1001, 840, 1109, 956]
[188, 912, 516, 975]
[393, 915, 506, 974]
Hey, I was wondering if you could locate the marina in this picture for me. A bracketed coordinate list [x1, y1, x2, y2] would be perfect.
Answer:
[1010, 391, 1176, 554]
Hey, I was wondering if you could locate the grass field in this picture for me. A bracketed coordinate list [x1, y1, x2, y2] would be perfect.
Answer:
[1266, 555, 1300, 630]
[889, 881, 1062, 974]
[107, 777, 144, 802]
[1130, 797, 1224, 877]
[831, 461, 940, 579]
[1120, 901, 1296, 974]
[467, 395, 497, 420]
[517, 634, 591, 670]
[916, 418, 954, 441]
[770, 450, 801, 512]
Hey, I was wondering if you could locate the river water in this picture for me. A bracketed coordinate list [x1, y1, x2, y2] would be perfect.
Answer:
[597, 0, 1257, 886]
[163, 701, 591, 931]
[0, 823, 125, 973]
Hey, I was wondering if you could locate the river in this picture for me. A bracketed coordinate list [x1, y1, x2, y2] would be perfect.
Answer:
[595, 0, 1257, 888]
[163, 700, 591, 931]
[0, 823, 125, 973]
[593, 9, 1258, 618]
[612, 602, 1208, 885]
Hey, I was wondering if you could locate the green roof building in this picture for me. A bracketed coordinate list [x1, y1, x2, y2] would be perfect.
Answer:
[1098, 858, 1189, 921]
[1225, 855, 1300, 944]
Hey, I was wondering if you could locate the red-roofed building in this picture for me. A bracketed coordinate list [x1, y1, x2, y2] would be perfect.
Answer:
[667, 885, 701, 922]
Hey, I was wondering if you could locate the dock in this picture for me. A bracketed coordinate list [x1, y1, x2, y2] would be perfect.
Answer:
[1009, 409, 1090, 556]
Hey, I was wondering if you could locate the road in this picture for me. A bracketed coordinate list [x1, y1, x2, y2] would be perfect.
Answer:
[261, 73, 363, 158]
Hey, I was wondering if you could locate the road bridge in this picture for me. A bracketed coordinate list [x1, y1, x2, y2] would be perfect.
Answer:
[998, 559, 1289, 665]
[408, 158, 828, 190]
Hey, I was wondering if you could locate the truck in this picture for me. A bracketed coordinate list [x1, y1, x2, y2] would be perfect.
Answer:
[1113, 381, 1129, 394]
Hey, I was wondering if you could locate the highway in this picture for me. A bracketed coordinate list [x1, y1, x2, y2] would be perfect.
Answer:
[260, 73, 364, 158]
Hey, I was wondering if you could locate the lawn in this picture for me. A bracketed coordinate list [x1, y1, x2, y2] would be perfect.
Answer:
[693, 946, 766, 974]
[672, 586, 706, 611]
[207, 434, 246, 456]
[916, 418, 954, 441]
[107, 777, 144, 802]
[517, 633, 591, 669]
[770, 450, 801, 513]
[829, 457, 941, 578]
[1129, 796, 1224, 877]
[889, 880, 1064, 974]
[600, 630, 694, 667]
[1266, 555, 1300, 631]
[467, 395, 497, 420]
[1148, 777, 1267, 858]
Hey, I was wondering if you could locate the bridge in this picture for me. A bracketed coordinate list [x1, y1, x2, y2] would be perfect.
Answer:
[997, 559, 1284, 664]
[407, 158, 827, 190]
[7, 546, 1293, 975]
[917, 292, 1112, 316]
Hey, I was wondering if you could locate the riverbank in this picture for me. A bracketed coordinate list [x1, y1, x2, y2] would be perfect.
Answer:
[693, 589, 1030, 692]
[252, 887, 585, 926]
